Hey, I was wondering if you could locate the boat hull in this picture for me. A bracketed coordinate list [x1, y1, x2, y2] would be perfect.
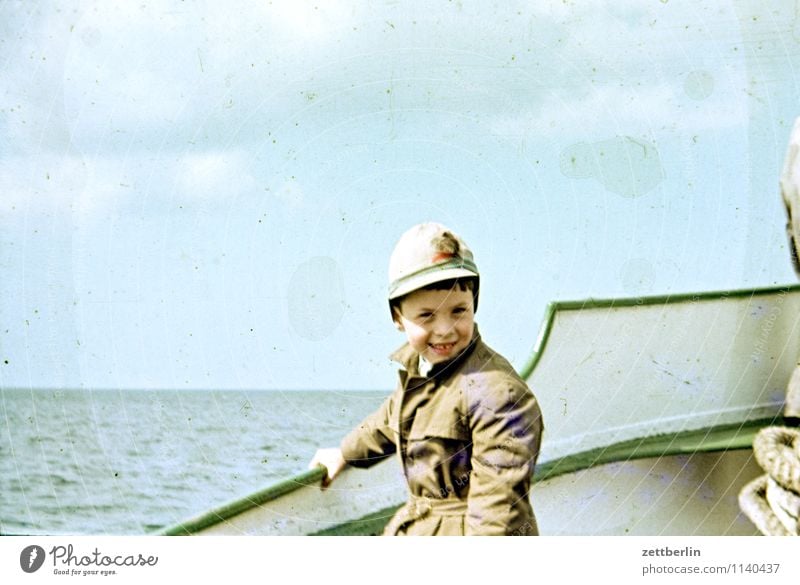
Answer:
[165, 447, 762, 536]
[534, 450, 761, 536]
[160, 285, 800, 535]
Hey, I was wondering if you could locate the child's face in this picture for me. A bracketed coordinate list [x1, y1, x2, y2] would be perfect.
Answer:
[393, 286, 475, 365]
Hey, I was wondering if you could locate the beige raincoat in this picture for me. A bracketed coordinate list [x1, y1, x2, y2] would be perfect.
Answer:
[340, 327, 543, 535]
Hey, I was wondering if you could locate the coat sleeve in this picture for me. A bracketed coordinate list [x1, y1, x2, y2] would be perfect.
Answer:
[339, 392, 398, 468]
[465, 378, 543, 535]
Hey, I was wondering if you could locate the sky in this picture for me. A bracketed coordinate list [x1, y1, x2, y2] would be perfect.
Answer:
[2, 0, 800, 391]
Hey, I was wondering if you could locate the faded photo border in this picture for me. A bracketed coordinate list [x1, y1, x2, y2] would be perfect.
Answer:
[2, 0, 800, 546]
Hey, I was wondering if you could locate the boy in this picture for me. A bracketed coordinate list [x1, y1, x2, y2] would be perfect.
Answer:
[309, 222, 544, 535]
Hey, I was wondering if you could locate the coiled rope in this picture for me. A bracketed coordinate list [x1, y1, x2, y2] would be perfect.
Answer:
[739, 426, 800, 536]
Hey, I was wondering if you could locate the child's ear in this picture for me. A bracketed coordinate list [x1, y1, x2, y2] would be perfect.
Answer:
[391, 307, 405, 331]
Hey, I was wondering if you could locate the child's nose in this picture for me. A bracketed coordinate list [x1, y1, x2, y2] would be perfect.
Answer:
[432, 316, 455, 336]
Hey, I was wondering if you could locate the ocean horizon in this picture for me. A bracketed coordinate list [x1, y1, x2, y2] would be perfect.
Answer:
[0, 388, 386, 535]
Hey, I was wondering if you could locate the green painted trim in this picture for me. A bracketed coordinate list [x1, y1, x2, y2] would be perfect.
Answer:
[157, 467, 326, 535]
[533, 417, 780, 482]
[310, 505, 402, 536]
[518, 301, 557, 382]
[517, 283, 800, 380]
[157, 283, 800, 536]
[311, 416, 786, 536]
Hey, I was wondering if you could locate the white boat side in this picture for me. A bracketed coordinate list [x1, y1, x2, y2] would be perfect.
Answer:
[159, 284, 800, 535]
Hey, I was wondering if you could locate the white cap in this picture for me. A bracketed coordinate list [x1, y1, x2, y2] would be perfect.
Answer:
[388, 222, 479, 300]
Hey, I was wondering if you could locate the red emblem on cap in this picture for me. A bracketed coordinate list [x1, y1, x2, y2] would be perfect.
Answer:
[430, 232, 460, 264]
[431, 252, 456, 263]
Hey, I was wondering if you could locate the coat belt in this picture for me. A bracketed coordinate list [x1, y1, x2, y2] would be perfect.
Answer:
[404, 495, 468, 520]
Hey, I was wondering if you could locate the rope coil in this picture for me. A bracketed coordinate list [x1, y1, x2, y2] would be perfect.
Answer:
[740, 426, 800, 536]
[765, 476, 800, 535]
[752, 426, 800, 493]
[738, 475, 792, 536]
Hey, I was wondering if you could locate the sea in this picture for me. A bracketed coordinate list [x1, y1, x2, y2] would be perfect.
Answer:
[0, 388, 386, 535]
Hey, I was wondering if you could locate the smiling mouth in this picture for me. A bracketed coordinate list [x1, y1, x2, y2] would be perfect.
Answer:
[429, 342, 456, 354]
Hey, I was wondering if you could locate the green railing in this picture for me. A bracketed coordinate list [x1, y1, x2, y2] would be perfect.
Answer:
[159, 467, 326, 536]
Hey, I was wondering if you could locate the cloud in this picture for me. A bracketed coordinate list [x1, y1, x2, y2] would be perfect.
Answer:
[52, 0, 360, 155]
[490, 78, 747, 142]
[258, 0, 348, 40]
[175, 150, 258, 200]
[0, 0, 752, 221]
[478, 0, 748, 141]
[4, 0, 734, 160]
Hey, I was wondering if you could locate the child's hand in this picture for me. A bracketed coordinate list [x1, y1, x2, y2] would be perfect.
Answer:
[309, 447, 346, 488]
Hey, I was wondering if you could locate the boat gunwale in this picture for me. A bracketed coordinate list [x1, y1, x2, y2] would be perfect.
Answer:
[158, 468, 326, 536]
[517, 282, 800, 380]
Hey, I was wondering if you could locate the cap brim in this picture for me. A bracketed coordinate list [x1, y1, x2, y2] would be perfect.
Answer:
[388, 267, 478, 300]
